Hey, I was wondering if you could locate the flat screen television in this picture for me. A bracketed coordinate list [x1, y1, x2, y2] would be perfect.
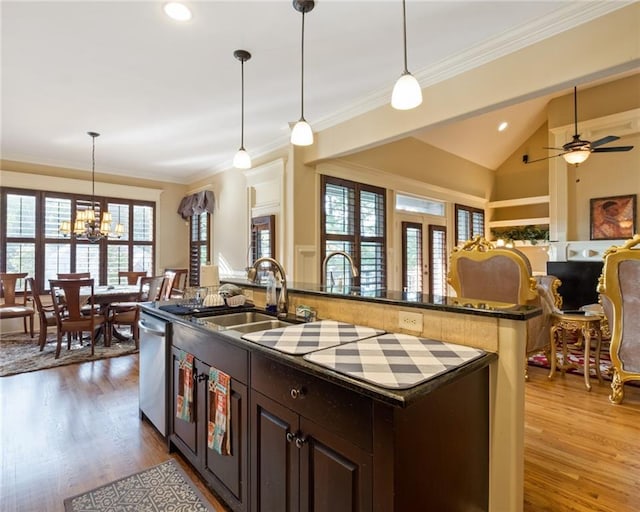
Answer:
[546, 261, 604, 311]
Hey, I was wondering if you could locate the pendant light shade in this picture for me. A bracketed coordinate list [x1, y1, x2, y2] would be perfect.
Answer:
[233, 49, 252, 169]
[291, 0, 315, 146]
[391, 0, 422, 110]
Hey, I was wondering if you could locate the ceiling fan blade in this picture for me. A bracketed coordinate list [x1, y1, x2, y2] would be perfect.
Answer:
[592, 145, 634, 153]
[543, 146, 564, 151]
[591, 135, 620, 148]
[524, 153, 563, 164]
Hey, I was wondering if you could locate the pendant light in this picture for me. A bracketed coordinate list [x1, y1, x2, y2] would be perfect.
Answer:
[290, 0, 315, 146]
[233, 49, 252, 169]
[59, 132, 124, 242]
[391, 0, 422, 110]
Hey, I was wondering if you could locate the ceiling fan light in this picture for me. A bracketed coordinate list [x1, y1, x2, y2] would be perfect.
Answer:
[291, 119, 314, 146]
[391, 73, 422, 110]
[233, 148, 252, 169]
[563, 149, 590, 165]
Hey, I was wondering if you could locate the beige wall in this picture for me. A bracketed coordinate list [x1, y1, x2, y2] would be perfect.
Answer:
[0, 159, 188, 273]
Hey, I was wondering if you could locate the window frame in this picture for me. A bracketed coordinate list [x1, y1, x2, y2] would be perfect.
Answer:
[189, 212, 211, 287]
[320, 175, 387, 292]
[1, 186, 155, 292]
[454, 203, 485, 246]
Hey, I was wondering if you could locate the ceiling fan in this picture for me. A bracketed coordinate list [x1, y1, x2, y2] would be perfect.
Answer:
[524, 86, 634, 165]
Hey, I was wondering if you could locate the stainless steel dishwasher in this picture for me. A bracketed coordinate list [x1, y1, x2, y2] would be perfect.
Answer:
[138, 309, 171, 437]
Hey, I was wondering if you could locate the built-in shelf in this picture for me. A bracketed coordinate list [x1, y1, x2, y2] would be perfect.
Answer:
[488, 195, 550, 229]
[487, 195, 549, 209]
[488, 217, 550, 228]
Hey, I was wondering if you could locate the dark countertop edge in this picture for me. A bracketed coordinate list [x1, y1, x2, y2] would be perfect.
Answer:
[222, 278, 542, 321]
[141, 303, 498, 408]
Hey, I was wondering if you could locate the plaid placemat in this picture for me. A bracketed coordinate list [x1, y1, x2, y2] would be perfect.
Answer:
[304, 333, 486, 389]
[241, 320, 384, 354]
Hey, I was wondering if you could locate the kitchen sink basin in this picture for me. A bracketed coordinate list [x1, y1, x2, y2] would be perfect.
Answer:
[200, 311, 275, 327]
[229, 320, 292, 334]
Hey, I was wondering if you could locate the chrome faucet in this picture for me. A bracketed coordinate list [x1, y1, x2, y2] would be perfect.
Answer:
[322, 251, 358, 288]
[247, 257, 288, 319]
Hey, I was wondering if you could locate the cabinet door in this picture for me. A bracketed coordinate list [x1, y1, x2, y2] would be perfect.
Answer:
[299, 417, 373, 512]
[170, 347, 198, 458]
[202, 378, 248, 512]
[251, 390, 300, 512]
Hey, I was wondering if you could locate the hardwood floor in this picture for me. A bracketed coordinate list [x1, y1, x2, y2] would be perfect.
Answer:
[1, 356, 639, 511]
[0, 354, 224, 512]
[524, 366, 640, 512]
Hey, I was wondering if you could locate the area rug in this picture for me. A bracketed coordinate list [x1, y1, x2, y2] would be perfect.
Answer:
[63, 459, 216, 512]
[0, 329, 138, 377]
[529, 340, 614, 379]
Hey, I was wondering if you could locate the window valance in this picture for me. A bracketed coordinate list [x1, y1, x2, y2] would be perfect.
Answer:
[177, 190, 215, 219]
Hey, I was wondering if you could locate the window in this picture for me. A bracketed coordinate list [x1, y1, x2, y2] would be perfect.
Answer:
[189, 212, 210, 286]
[402, 222, 422, 293]
[396, 193, 445, 216]
[455, 203, 484, 246]
[321, 176, 386, 293]
[1, 187, 155, 291]
[429, 225, 448, 297]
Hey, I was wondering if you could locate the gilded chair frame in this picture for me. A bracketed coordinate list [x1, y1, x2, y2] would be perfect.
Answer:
[597, 234, 640, 404]
[448, 236, 538, 305]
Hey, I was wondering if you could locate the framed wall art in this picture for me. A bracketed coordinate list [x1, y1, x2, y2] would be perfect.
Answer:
[590, 194, 636, 240]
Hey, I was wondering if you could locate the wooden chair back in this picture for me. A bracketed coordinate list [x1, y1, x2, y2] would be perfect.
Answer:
[50, 278, 94, 322]
[118, 271, 148, 285]
[140, 276, 166, 302]
[57, 272, 91, 280]
[1, 272, 28, 306]
[26, 277, 57, 350]
[598, 234, 640, 404]
[164, 268, 188, 298]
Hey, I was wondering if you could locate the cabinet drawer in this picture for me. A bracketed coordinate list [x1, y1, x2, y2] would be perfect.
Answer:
[251, 353, 372, 452]
[174, 323, 248, 384]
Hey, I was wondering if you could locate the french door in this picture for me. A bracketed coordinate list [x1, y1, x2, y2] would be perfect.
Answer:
[401, 220, 447, 297]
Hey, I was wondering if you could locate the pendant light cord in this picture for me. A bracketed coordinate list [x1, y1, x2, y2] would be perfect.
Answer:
[402, 0, 408, 73]
[300, 10, 306, 120]
[573, 86, 578, 136]
[240, 58, 245, 149]
[91, 134, 96, 211]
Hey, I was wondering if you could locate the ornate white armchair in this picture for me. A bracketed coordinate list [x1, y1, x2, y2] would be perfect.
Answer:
[448, 236, 562, 378]
[598, 234, 640, 404]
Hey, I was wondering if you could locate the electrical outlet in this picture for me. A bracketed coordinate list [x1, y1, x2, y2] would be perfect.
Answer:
[398, 311, 423, 332]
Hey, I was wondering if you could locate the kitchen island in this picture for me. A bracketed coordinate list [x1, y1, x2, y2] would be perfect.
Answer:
[141, 285, 538, 512]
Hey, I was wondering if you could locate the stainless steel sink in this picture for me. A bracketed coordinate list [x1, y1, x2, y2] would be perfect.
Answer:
[199, 311, 275, 327]
[229, 320, 291, 334]
[198, 311, 292, 333]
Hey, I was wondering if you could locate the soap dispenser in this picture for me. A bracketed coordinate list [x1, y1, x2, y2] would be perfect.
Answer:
[265, 271, 277, 313]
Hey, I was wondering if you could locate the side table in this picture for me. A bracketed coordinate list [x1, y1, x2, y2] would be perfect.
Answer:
[549, 311, 604, 391]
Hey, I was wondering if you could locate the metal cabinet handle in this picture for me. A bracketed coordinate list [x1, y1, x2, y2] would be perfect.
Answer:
[290, 387, 305, 399]
[138, 320, 166, 337]
[286, 432, 295, 443]
[295, 435, 307, 449]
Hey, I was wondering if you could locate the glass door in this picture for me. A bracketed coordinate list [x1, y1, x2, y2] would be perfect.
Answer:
[401, 220, 447, 296]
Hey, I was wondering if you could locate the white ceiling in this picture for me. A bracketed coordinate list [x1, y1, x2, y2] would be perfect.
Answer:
[0, 1, 633, 183]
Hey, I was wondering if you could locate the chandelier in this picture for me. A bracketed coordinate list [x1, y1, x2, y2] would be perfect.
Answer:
[59, 132, 124, 243]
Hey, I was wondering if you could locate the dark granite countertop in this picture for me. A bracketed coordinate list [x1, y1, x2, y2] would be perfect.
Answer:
[221, 277, 542, 321]
[141, 302, 498, 408]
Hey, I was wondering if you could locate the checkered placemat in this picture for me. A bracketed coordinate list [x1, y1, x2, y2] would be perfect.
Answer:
[303, 333, 486, 389]
[240, 320, 385, 355]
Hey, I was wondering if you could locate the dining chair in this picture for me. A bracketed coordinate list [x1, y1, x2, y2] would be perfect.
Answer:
[448, 236, 562, 379]
[0, 272, 35, 337]
[118, 271, 148, 285]
[49, 278, 107, 358]
[108, 275, 166, 348]
[26, 278, 57, 351]
[57, 272, 91, 279]
[598, 234, 640, 404]
[164, 268, 188, 298]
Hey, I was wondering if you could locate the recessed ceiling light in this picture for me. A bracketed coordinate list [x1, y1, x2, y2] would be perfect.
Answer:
[498, 121, 509, 132]
[164, 2, 192, 22]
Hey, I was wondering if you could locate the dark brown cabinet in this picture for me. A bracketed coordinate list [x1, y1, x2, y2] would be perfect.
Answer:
[170, 324, 249, 512]
[250, 353, 372, 512]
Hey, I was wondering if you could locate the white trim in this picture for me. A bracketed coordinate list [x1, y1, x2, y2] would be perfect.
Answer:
[0, 170, 163, 203]
[489, 218, 550, 228]
[488, 196, 550, 209]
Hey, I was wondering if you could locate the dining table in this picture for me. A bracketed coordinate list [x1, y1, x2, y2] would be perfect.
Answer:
[86, 285, 141, 343]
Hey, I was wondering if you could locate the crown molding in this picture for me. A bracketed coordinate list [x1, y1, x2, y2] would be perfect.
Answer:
[313, 1, 634, 132]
